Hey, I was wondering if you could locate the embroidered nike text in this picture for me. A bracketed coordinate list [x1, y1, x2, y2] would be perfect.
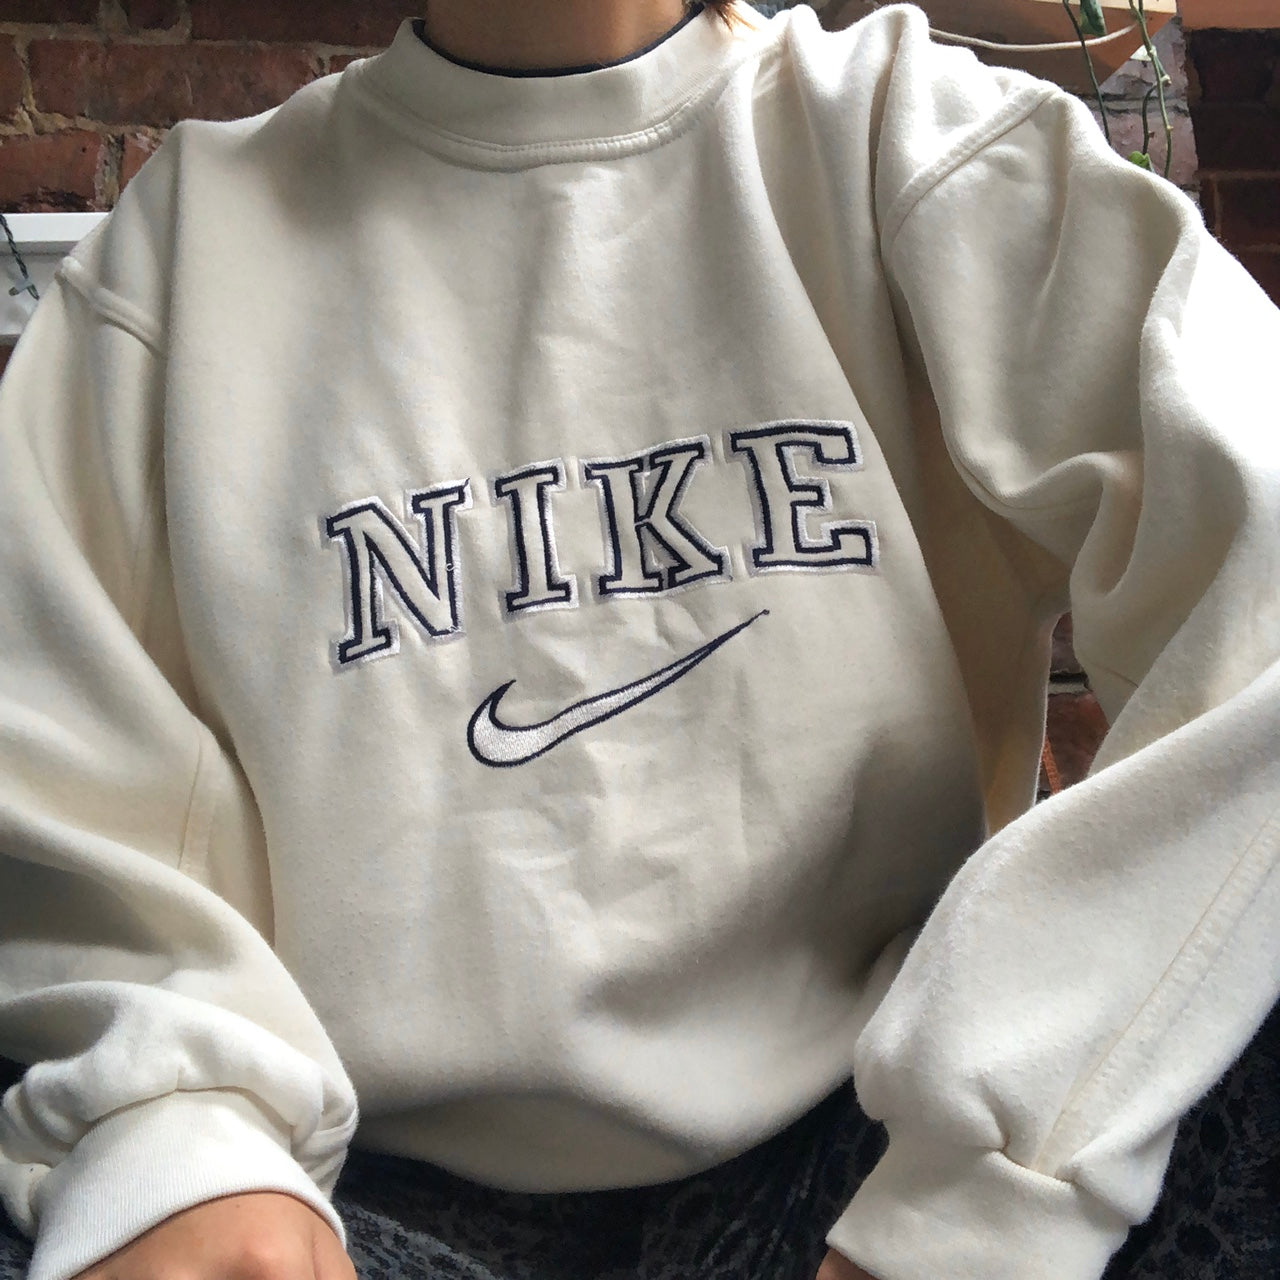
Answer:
[323, 421, 878, 669]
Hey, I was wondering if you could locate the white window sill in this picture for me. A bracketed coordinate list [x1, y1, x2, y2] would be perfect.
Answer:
[2, 212, 108, 345]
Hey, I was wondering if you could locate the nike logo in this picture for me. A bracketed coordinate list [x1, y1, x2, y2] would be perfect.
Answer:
[467, 610, 769, 768]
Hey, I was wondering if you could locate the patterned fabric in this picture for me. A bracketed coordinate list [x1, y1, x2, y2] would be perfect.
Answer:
[331, 1085, 885, 1280]
[2, 1000, 1276, 1279]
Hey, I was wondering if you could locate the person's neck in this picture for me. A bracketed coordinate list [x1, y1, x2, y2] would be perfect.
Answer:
[421, 0, 696, 71]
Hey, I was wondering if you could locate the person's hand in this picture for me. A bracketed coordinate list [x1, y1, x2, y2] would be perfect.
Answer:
[71, 1190, 357, 1280]
[816, 1246, 881, 1280]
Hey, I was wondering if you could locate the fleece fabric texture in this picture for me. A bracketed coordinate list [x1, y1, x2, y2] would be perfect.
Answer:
[1, 3, 1278, 1279]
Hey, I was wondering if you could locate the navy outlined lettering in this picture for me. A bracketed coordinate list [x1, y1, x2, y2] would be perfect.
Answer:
[323, 421, 882, 668]
[325, 483, 472, 666]
[582, 436, 730, 599]
[493, 462, 577, 617]
[729, 422, 878, 574]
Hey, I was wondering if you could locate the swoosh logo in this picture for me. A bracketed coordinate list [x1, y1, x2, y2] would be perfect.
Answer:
[467, 610, 769, 768]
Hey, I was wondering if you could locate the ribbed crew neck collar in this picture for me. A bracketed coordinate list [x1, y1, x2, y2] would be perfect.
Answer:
[350, 2, 780, 167]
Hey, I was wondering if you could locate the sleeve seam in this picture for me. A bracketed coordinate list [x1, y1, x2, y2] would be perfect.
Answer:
[1042, 800, 1280, 1169]
[56, 256, 167, 357]
[124, 441, 168, 637]
[949, 452, 1113, 519]
[1071, 642, 1139, 699]
[176, 726, 227, 885]
[58, 256, 200, 874]
[880, 82, 1057, 260]
[176, 727, 209, 879]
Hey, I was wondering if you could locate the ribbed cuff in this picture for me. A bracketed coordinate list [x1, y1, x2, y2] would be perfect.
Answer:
[27, 1090, 347, 1280]
[826, 1130, 1131, 1280]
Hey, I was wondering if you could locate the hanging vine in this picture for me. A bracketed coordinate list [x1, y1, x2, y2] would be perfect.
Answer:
[1064, 0, 1174, 177]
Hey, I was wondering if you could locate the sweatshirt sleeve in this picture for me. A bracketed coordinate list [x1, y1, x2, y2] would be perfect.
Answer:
[0, 248, 359, 1280]
[826, 41, 1280, 1280]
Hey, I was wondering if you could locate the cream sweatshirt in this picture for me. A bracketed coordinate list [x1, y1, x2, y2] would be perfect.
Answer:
[1, 4, 1278, 1279]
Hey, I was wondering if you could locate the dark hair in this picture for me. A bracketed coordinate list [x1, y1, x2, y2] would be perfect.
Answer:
[698, 0, 766, 33]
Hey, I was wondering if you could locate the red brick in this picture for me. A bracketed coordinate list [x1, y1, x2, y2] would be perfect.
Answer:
[1186, 29, 1279, 104]
[0, 0, 97, 22]
[326, 52, 367, 75]
[123, 0, 184, 29]
[1050, 614, 1083, 679]
[1088, 107, 1200, 189]
[1042, 690, 1110, 792]
[190, 0, 404, 48]
[119, 128, 163, 188]
[0, 129, 106, 210]
[29, 38, 321, 126]
[1199, 174, 1221, 235]
[1215, 177, 1280, 249]
[1233, 249, 1280, 308]
[0, 35, 23, 122]
[1191, 103, 1280, 171]
[1101, 20, 1190, 104]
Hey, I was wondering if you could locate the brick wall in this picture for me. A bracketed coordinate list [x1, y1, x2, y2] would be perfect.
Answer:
[1088, 21, 1199, 193]
[0, 1, 405, 213]
[1187, 27, 1280, 305]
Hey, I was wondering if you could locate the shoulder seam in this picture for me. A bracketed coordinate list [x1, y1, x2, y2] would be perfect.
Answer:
[177, 725, 221, 882]
[56, 256, 167, 356]
[880, 81, 1058, 256]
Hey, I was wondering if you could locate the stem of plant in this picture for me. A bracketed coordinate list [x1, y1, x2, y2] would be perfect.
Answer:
[1129, 0, 1173, 178]
[1141, 80, 1158, 155]
[1064, 0, 1111, 144]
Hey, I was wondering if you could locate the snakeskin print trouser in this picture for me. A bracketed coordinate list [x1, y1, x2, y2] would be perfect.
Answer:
[2, 1001, 1277, 1279]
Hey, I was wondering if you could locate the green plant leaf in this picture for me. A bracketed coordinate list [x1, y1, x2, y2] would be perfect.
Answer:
[1078, 0, 1107, 36]
[1129, 150, 1154, 170]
